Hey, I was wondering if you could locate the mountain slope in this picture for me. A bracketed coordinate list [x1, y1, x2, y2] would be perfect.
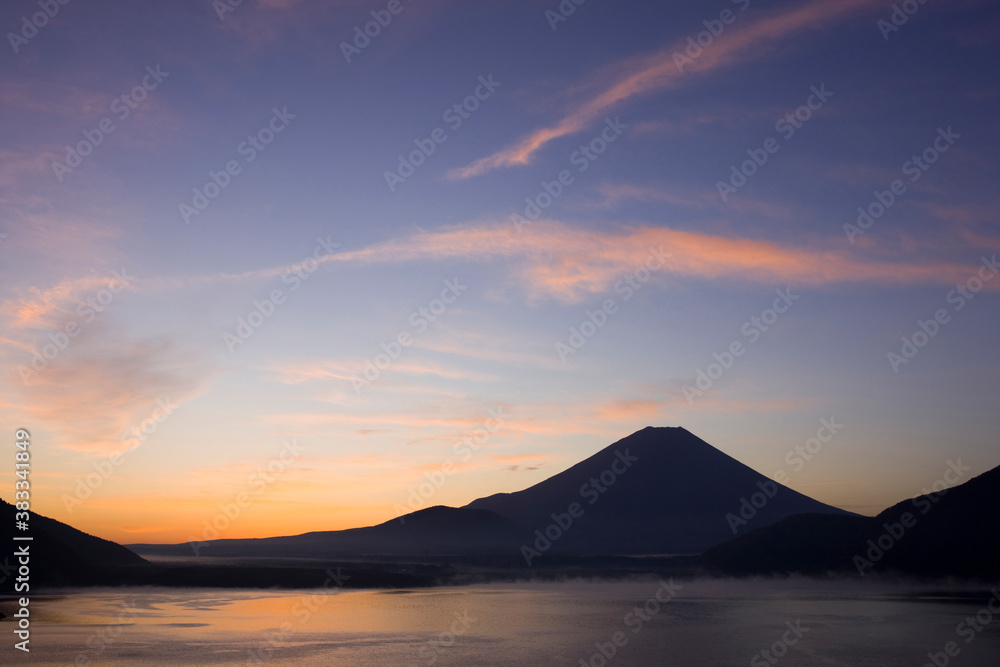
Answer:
[698, 513, 872, 574]
[465, 426, 853, 554]
[700, 463, 1000, 578]
[131, 505, 529, 558]
[864, 463, 1000, 577]
[0, 498, 147, 586]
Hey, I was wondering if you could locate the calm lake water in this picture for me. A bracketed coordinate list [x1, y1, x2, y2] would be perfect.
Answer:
[4, 579, 999, 666]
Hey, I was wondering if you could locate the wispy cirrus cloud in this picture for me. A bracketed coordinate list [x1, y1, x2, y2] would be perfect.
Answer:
[4, 334, 209, 454]
[172, 218, 1000, 305]
[448, 0, 881, 180]
[0, 271, 136, 330]
[266, 357, 498, 387]
[314, 220, 1000, 303]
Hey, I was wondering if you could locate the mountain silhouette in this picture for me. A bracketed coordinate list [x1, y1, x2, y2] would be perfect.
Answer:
[0, 498, 146, 586]
[700, 462, 1000, 578]
[133, 426, 852, 559]
[9, 426, 993, 582]
[465, 426, 853, 554]
[131, 505, 527, 558]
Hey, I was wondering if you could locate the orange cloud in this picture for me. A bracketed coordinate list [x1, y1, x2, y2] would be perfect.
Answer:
[449, 0, 880, 179]
[5, 335, 208, 455]
[314, 220, 1000, 303]
[150, 217, 998, 309]
[266, 357, 499, 387]
[0, 272, 136, 330]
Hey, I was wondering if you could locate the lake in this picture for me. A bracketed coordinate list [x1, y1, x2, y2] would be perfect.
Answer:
[4, 579, 999, 666]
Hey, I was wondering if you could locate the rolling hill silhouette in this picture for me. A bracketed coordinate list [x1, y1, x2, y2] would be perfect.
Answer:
[0, 498, 146, 586]
[700, 462, 1000, 578]
[131, 505, 528, 558]
[0, 499, 442, 589]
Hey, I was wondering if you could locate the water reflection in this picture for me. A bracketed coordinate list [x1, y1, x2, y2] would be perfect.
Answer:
[3, 579, 998, 666]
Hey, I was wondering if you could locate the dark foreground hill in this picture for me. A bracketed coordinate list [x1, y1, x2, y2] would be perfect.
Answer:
[0, 498, 147, 587]
[0, 499, 457, 589]
[700, 462, 1000, 578]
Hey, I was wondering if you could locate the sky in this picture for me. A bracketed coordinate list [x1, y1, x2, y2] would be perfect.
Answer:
[1, 0, 998, 545]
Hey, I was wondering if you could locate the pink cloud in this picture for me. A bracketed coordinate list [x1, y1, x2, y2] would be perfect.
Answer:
[318, 220, 1000, 303]
[3, 335, 208, 454]
[173, 217, 1000, 307]
[449, 0, 880, 180]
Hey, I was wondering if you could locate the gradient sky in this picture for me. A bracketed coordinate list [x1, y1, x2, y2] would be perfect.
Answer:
[1, 0, 998, 545]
